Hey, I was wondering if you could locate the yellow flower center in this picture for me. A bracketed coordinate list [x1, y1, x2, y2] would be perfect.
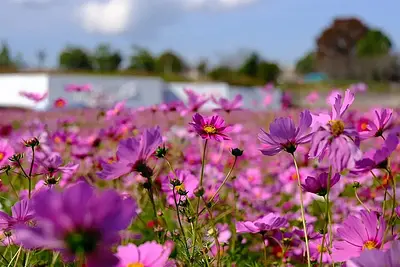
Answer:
[0, 152, 4, 161]
[175, 184, 185, 192]
[127, 263, 144, 267]
[54, 136, 62, 144]
[291, 173, 299, 181]
[317, 245, 328, 253]
[360, 122, 368, 131]
[363, 240, 377, 250]
[329, 120, 345, 137]
[204, 125, 217, 134]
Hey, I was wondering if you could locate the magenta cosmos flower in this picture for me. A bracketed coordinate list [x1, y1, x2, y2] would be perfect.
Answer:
[106, 101, 126, 120]
[258, 110, 313, 156]
[34, 153, 79, 181]
[347, 241, 400, 267]
[116, 241, 174, 267]
[189, 113, 230, 141]
[310, 89, 362, 171]
[212, 94, 243, 112]
[359, 108, 395, 139]
[236, 213, 287, 234]
[19, 91, 48, 103]
[16, 182, 137, 267]
[65, 84, 92, 92]
[98, 127, 162, 180]
[184, 88, 209, 112]
[0, 199, 35, 246]
[331, 210, 390, 262]
[0, 139, 14, 167]
[301, 172, 340, 196]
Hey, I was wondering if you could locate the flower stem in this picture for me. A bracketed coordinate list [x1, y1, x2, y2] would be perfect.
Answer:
[292, 153, 311, 267]
[201, 196, 221, 267]
[261, 234, 268, 265]
[209, 156, 237, 203]
[382, 168, 396, 247]
[172, 187, 189, 253]
[354, 188, 371, 212]
[192, 139, 208, 258]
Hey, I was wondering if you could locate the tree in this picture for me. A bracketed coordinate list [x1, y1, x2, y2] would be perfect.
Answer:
[92, 44, 122, 72]
[37, 50, 46, 69]
[0, 41, 12, 67]
[156, 51, 186, 74]
[295, 51, 315, 74]
[128, 46, 156, 72]
[257, 61, 280, 82]
[356, 29, 392, 57]
[59, 46, 93, 70]
[316, 17, 369, 79]
[196, 59, 208, 76]
[239, 52, 260, 77]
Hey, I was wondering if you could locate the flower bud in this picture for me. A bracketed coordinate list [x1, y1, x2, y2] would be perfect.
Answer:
[8, 153, 24, 162]
[194, 186, 205, 197]
[352, 181, 361, 189]
[231, 148, 244, 157]
[155, 146, 168, 159]
[23, 137, 40, 148]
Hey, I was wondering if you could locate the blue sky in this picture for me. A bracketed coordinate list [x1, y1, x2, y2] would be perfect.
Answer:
[1, 0, 399, 68]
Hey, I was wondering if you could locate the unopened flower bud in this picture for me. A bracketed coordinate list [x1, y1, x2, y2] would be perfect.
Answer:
[155, 146, 168, 159]
[23, 137, 40, 148]
[231, 148, 244, 157]
[157, 211, 163, 217]
[194, 186, 205, 197]
[170, 179, 182, 187]
[8, 153, 24, 162]
[352, 181, 361, 189]
[0, 165, 11, 175]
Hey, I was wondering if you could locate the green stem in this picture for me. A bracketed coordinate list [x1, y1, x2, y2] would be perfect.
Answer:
[355, 188, 371, 212]
[192, 139, 208, 258]
[201, 196, 221, 267]
[261, 234, 268, 265]
[209, 156, 237, 203]
[382, 169, 396, 248]
[172, 187, 189, 254]
[292, 153, 311, 267]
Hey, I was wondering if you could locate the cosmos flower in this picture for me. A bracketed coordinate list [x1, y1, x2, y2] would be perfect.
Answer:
[162, 169, 198, 206]
[331, 210, 390, 262]
[236, 213, 287, 234]
[0, 199, 35, 246]
[34, 153, 79, 181]
[306, 91, 319, 104]
[0, 139, 14, 167]
[54, 98, 67, 108]
[301, 172, 341, 196]
[189, 113, 230, 141]
[212, 94, 243, 113]
[258, 110, 313, 156]
[106, 101, 126, 120]
[310, 89, 362, 172]
[19, 91, 48, 103]
[116, 241, 174, 267]
[347, 241, 400, 267]
[15, 182, 137, 267]
[359, 108, 395, 139]
[65, 84, 92, 92]
[184, 88, 209, 112]
[354, 133, 399, 172]
[97, 127, 162, 180]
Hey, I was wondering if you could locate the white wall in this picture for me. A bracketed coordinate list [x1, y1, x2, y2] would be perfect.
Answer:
[0, 74, 49, 110]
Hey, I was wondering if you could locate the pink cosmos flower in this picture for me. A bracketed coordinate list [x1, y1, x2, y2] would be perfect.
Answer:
[65, 84, 92, 92]
[359, 108, 395, 139]
[162, 169, 199, 206]
[19, 91, 48, 103]
[189, 113, 230, 141]
[15, 182, 137, 267]
[258, 110, 313, 156]
[116, 241, 174, 267]
[0, 139, 14, 167]
[34, 153, 79, 181]
[302, 172, 341, 196]
[54, 98, 67, 108]
[106, 101, 126, 120]
[184, 88, 209, 112]
[212, 94, 243, 113]
[347, 241, 400, 267]
[306, 91, 319, 104]
[331, 210, 391, 262]
[310, 89, 362, 171]
[236, 213, 287, 234]
[98, 127, 162, 180]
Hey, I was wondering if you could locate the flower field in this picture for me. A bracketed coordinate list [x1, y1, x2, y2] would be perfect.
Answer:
[0, 87, 399, 267]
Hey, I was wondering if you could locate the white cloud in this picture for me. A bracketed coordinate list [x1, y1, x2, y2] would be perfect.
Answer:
[76, 0, 258, 35]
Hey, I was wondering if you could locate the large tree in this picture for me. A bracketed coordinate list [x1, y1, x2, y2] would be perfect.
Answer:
[128, 46, 156, 72]
[156, 50, 186, 74]
[239, 52, 260, 77]
[356, 29, 392, 57]
[295, 51, 315, 74]
[0, 41, 12, 67]
[92, 44, 122, 72]
[59, 46, 93, 70]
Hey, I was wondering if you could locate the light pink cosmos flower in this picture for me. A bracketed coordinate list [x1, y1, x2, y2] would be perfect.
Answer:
[116, 241, 174, 267]
[212, 94, 243, 113]
[236, 213, 287, 234]
[65, 84, 92, 92]
[189, 113, 231, 141]
[306, 91, 319, 104]
[106, 101, 126, 120]
[184, 88, 209, 112]
[0, 139, 14, 167]
[19, 91, 48, 103]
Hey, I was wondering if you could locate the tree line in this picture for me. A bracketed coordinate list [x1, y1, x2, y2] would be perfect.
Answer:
[1, 16, 399, 85]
